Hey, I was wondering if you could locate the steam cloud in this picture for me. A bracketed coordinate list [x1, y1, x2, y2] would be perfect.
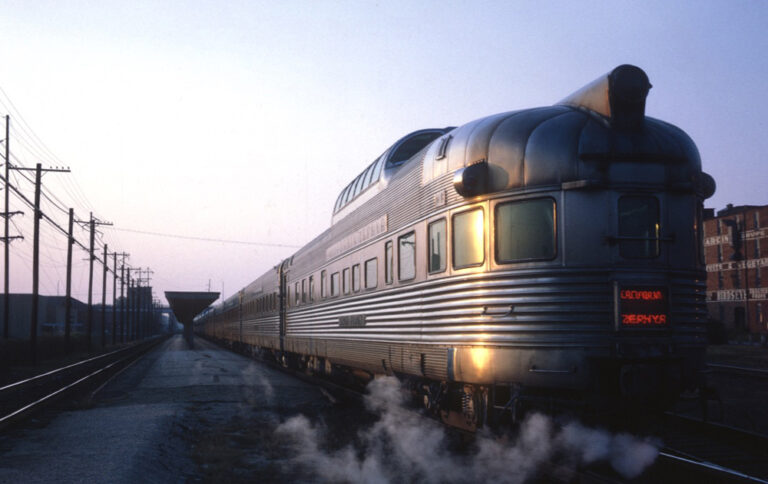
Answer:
[276, 377, 658, 483]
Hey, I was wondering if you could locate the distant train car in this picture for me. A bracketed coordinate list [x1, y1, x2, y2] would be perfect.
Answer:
[196, 65, 715, 428]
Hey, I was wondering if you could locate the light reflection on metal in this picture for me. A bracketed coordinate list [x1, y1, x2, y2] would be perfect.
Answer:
[469, 346, 491, 375]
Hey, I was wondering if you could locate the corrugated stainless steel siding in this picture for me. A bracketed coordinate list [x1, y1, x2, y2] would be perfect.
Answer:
[284, 268, 705, 345]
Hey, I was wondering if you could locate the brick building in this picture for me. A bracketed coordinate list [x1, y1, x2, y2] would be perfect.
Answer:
[704, 204, 768, 337]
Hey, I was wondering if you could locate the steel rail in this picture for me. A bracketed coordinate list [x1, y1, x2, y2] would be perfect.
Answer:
[658, 451, 768, 483]
[707, 363, 768, 377]
[0, 336, 164, 431]
[0, 344, 136, 394]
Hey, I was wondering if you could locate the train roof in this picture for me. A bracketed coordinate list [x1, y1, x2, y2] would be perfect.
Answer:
[422, 65, 712, 198]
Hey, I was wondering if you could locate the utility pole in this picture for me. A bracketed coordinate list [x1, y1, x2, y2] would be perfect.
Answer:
[77, 212, 112, 353]
[64, 208, 74, 348]
[126, 268, 133, 340]
[111, 251, 117, 345]
[134, 273, 142, 339]
[12, 163, 70, 364]
[138, 268, 153, 337]
[2, 115, 23, 339]
[2, 115, 6, 339]
[120, 264, 125, 342]
[117, 254, 128, 343]
[101, 243, 107, 347]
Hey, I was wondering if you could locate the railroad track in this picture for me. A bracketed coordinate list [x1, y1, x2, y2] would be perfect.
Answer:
[707, 363, 768, 378]
[0, 336, 166, 431]
[650, 413, 768, 483]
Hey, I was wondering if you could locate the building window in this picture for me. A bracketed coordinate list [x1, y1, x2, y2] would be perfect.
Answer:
[618, 196, 660, 258]
[495, 198, 556, 263]
[756, 267, 762, 287]
[754, 211, 760, 229]
[428, 219, 447, 273]
[453, 208, 484, 268]
[352, 264, 361, 292]
[365, 258, 377, 289]
[320, 270, 326, 299]
[343, 267, 350, 294]
[398, 232, 416, 281]
[717, 245, 723, 263]
[718, 271, 724, 289]
[755, 239, 760, 260]
[385, 241, 393, 284]
[331, 272, 340, 297]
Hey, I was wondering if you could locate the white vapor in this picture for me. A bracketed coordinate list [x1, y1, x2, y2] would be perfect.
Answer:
[275, 376, 658, 483]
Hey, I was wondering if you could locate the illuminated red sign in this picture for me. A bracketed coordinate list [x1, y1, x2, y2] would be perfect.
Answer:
[619, 286, 668, 327]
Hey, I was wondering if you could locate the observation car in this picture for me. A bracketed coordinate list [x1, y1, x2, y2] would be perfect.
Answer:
[196, 65, 716, 428]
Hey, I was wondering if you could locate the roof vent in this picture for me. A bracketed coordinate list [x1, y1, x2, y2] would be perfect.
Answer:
[559, 64, 652, 130]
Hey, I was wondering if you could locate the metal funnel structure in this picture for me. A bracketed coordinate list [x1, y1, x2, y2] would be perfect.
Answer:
[165, 291, 219, 346]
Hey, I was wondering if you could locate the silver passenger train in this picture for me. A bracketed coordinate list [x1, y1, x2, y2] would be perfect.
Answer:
[196, 65, 716, 428]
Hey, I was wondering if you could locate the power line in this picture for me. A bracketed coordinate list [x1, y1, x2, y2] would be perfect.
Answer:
[105, 226, 302, 248]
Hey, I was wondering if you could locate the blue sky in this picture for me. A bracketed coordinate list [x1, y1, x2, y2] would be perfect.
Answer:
[0, 1, 766, 302]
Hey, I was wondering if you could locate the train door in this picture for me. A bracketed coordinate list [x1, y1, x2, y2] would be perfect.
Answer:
[278, 259, 289, 352]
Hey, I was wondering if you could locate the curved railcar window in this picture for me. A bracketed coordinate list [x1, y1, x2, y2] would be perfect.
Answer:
[428, 219, 447, 273]
[365, 258, 377, 289]
[453, 208, 484, 268]
[389, 132, 442, 166]
[619, 196, 660, 258]
[398, 232, 416, 281]
[294, 282, 300, 305]
[385, 241, 393, 284]
[353, 174, 365, 197]
[309, 276, 315, 302]
[495, 199, 556, 262]
[371, 156, 385, 184]
[331, 272, 340, 297]
[352, 264, 361, 292]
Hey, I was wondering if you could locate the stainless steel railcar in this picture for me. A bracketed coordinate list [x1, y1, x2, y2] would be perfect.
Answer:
[196, 65, 715, 427]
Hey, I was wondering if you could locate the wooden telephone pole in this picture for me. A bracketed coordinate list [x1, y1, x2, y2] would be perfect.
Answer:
[77, 212, 112, 353]
[2, 115, 23, 339]
[12, 163, 70, 364]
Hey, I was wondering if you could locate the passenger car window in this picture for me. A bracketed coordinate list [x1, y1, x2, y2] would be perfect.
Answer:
[352, 264, 361, 292]
[618, 196, 660, 258]
[398, 232, 416, 281]
[343, 268, 350, 294]
[385, 241, 393, 284]
[495, 199, 556, 262]
[331, 272, 340, 297]
[453, 208, 484, 268]
[428, 219, 447, 273]
[320, 270, 326, 299]
[309, 276, 315, 302]
[365, 258, 377, 289]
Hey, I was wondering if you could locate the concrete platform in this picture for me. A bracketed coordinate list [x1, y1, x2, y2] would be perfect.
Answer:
[0, 335, 341, 482]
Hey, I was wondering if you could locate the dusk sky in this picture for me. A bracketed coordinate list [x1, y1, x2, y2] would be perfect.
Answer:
[0, 1, 766, 305]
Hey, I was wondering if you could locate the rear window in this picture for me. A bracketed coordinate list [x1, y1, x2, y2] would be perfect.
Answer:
[618, 196, 660, 258]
